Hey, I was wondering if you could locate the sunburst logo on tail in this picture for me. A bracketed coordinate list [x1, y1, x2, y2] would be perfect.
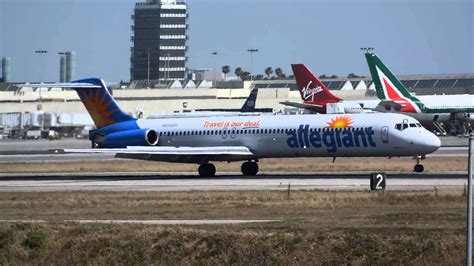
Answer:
[327, 115, 353, 128]
[77, 89, 119, 128]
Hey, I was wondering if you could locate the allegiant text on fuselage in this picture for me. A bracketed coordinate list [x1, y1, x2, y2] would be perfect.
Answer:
[287, 125, 376, 152]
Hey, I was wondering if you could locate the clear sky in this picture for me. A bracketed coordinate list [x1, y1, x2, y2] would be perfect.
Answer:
[1, 0, 472, 82]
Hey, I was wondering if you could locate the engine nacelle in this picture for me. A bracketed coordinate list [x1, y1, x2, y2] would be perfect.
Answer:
[101, 129, 158, 148]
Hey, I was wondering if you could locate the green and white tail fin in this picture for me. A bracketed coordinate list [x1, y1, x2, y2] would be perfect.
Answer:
[365, 52, 423, 113]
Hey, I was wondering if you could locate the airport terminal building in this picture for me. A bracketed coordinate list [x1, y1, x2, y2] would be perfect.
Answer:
[130, 0, 188, 81]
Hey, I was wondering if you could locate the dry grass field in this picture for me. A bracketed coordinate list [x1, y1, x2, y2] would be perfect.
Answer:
[0, 190, 468, 264]
[0, 156, 468, 173]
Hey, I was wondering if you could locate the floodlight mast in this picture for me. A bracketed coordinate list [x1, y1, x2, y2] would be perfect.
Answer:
[247, 48, 259, 80]
[360, 47, 375, 53]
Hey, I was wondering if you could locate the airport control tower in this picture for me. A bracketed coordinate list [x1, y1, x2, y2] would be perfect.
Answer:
[131, 0, 188, 81]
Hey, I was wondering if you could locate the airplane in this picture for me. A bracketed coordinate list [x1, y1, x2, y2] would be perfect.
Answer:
[280, 64, 379, 114]
[365, 51, 474, 133]
[147, 88, 266, 119]
[29, 77, 441, 175]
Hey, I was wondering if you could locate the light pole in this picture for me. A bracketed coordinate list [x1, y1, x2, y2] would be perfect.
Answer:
[468, 134, 473, 266]
[212, 52, 218, 83]
[35, 50, 48, 101]
[247, 48, 258, 80]
[147, 48, 150, 86]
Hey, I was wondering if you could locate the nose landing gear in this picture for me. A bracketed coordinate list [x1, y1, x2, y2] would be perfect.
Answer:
[413, 155, 425, 173]
[414, 164, 424, 173]
[241, 161, 259, 176]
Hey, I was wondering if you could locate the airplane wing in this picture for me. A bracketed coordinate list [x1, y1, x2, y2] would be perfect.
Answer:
[279, 101, 323, 110]
[64, 146, 255, 163]
[373, 100, 404, 112]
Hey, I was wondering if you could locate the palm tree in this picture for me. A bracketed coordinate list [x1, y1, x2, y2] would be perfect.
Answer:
[264, 67, 273, 79]
[275, 67, 285, 79]
[240, 71, 251, 81]
[222, 65, 230, 80]
[235, 67, 243, 78]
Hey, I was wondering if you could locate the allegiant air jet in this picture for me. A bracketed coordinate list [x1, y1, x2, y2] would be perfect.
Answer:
[365, 52, 474, 131]
[280, 64, 379, 114]
[33, 78, 440, 175]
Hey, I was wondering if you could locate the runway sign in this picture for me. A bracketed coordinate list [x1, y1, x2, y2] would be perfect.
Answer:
[370, 172, 386, 191]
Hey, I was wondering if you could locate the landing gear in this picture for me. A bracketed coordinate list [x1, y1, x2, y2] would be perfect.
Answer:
[241, 161, 259, 176]
[198, 163, 216, 177]
[414, 164, 424, 173]
[413, 156, 425, 173]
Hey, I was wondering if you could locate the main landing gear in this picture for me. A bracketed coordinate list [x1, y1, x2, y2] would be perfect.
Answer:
[414, 155, 425, 173]
[197, 161, 260, 177]
[198, 163, 216, 177]
[241, 161, 259, 176]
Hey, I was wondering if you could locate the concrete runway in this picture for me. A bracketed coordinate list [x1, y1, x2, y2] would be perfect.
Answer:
[0, 172, 467, 192]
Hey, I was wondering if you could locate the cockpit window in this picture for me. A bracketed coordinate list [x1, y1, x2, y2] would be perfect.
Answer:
[396, 122, 418, 131]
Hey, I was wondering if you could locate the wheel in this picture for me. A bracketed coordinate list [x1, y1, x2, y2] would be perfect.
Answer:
[198, 163, 216, 177]
[414, 164, 424, 173]
[241, 161, 259, 176]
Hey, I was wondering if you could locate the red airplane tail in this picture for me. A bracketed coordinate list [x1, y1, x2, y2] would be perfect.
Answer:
[291, 64, 341, 104]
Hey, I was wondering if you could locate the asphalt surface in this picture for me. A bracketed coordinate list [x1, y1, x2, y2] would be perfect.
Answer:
[0, 171, 467, 192]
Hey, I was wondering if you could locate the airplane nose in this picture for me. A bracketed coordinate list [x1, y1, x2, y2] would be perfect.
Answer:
[421, 132, 441, 153]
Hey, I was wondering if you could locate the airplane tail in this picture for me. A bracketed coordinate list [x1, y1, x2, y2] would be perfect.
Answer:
[364, 52, 420, 102]
[291, 64, 341, 104]
[72, 78, 135, 128]
[240, 88, 258, 112]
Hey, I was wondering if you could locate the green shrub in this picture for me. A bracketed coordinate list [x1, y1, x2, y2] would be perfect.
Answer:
[22, 228, 47, 250]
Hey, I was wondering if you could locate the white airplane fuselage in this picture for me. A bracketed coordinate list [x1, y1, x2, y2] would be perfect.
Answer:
[136, 112, 440, 161]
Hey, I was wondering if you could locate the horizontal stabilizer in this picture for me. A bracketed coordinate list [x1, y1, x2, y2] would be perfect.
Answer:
[279, 101, 323, 109]
[374, 100, 404, 112]
[21, 83, 102, 88]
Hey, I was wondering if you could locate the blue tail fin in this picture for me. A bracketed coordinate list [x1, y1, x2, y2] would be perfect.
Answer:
[240, 88, 258, 112]
[72, 78, 135, 128]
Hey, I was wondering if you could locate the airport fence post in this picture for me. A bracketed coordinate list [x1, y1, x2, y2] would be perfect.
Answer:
[467, 135, 473, 266]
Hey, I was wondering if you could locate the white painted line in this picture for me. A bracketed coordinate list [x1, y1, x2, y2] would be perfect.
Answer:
[66, 220, 280, 225]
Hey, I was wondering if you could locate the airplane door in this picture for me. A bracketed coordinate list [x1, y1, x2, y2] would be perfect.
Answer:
[222, 127, 228, 139]
[381, 126, 389, 143]
[231, 127, 236, 139]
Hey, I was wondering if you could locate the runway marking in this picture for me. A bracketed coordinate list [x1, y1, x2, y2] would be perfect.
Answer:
[65, 220, 280, 225]
[0, 220, 47, 223]
[0, 219, 279, 225]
